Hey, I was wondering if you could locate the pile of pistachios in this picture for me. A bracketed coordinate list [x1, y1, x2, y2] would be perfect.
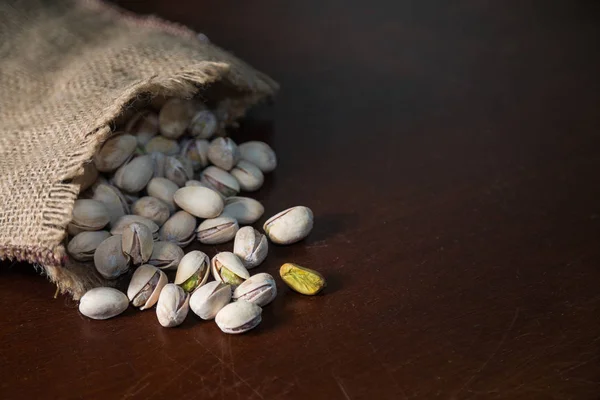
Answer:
[71, 97, 326, 334]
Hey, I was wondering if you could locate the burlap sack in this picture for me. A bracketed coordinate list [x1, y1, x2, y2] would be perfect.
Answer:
[0, 0, 278, 299]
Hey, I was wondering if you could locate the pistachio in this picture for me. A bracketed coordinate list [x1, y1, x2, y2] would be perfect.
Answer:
[132, 196, 170, 226]
[263, 206, 314, 245]
[145, 136, 180, 155]
[189, 109, 218, 139]
[125, 110, 159, 146]
[73, 162, 99, 192]
[222, 197, 264, 225]
[230, 160, 264, 192]
[174, 250, 210, 292]
[93, 235, 130, 279]
[181, 138, 209, 170]
[147, 177, 178, 212]
[215, 301, 262, 334]
[159, 98, 196, 139]
[156, 284, 190, 327]
[113, 155, 154, 194]
[127, 264, 167, 310]
[93, 133, 137, 172]
[279, 263, 326, 295]
[159, 211, 196, 247]
[148, 241, 184, 270]
[92, 184, 130, 227]
[233, 227, 268, 268]
[207, 137, 239, 171]
[122, 222, 154, 265]
[67, 230, 111, 262]
[164, 156, 194, 187]
[79, 287, 129, 320]
[200, 166, 240, 197]
[173, 186, 224, 218]
[238, 141, 277, 173]
[211, 252, 249, 287]
[232, 273, 277, 307]
[190, 281, 231, 320]
[150, 151, 166, 178]
[67, 199, 110, 236]
[110, 215, 159, 240]
[122, 193, 139, 207]
[185, 180, 208, 188]
[196, 216, 239, 245]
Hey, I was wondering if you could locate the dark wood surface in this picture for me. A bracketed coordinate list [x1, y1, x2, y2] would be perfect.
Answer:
[2, 1, 600, 399]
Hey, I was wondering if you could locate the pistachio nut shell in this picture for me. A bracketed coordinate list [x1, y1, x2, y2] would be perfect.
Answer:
[207, 137, 240, 171]
[159, 211, 197, 247]
[122, 222, 154, 265]
[233, 227, 268, 268]
[215, 301, 262, 334]
[68, 199, 110, 236]
[196, 216, 239, 245]
[127, 264, 168, 310]
[150, 151, 166, 178]
[92, 184, 130, 227]
[156, 284, 190, 327]
[164, 156, 194, 187]
[132, 196, 170, 226]
[190, 281, 232, 320]
[79, 287, 129, 320]
[184, 180, 207, 188]
[279, 263, 326, 295]
[147, 177, 179, 212]
[232, 273, 277, 307]
[200, 166, 240, 197]
[148, 241, 185, 270]
[222, 197, 264, 225]
[159, 98, 196, 139]
[73, 162, 99, 192]
[94, 235, 130, 279]
[173, 186, 224, 218]
[126, 110, 159, 146]
[263, 206, 314, 245]
[110, 215, 159, 240]
[238, 141, 277, 173]
[67, 230, 111, 262]
[174, 250, 210, 292]
[181, 138, 210, 170]
[93, 133, 137, 172]
[145, 136, 180, 155]
[113, 155, 155, 194]
[211, 252, 249, 287]
[189, 110, 218, 139]
[230, 160, 264, 192]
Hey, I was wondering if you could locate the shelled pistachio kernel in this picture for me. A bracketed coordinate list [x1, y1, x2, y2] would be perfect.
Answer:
[279, 263, 326, 295]
[174, 250, 210, 292]
[211, 252, 249, 287]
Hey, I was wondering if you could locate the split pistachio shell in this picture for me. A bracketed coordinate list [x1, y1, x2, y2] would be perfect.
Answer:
[127, 264, 167, 310]
[181, 138, 210, 170]
[233, 273, 277, 307]
[215, 301, 262, 334]
[113, 155, 154, 193]
[211, 252, 249, 287]
[207, 137, 240, 170]
[145, 136, 180, 155]
[164, 156, 194, 187]
[94, 235, 130, 279]
[174, 250, 210, 292]
[147, 177, 178, 212]
[73, 162, 99, 192]
[189, 110, 218, 139]
[67, 230, 111, 262]
[263, 206, 314, 245]
[159, 211, 196, 247]
[279, 263, 326, 295]
[68, 199, 110, 236]
[92, 184, 130, 227]
[222, 197, 264, 225]
[132, 196, 170, 226]
[122, 222, 154, 265]
[196, 216, 239, 245]
[126, 110, 159, 146]
[159, 98, 196, 139]
[173, 186, 223, 218]
[156, 284, 190, 327]
[148, 241, 184, 270]
[190, 281, 231, 320]
[79, 287, 129, 320]
[93, 133, 137, 172]
[110, 215, 159, 240]
[233, 227, 268, 268]
[230, 160, 264, 192]
[200, 166, 240, 197]
[238, 141, 277, 173]
[150, 151, 166, 178]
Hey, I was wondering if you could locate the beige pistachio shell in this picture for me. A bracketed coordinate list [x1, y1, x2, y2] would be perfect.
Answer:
[233, 227, 268, 268]
[173, 186, 224, 218]
[145, 136, 180, 155]
[93, 133, 137, 172]
[238, 141, 277, 173]
[148, 241, 184, 271]
[196, 216, 239, 245]
[92, 184, 130, 227]
[222, 197, 264, 225]
[189, 109, 217, 139]
[79, 287, 129, 320]
[147, 177, 179, 212]
[263, 206, 314, 245]
[93, 235, 130, 279]
[174, 250, 210, 292]
[127, 264, 167, 310]
[230, 160, 264, 192]
[73, 162, 99, 192]
[232, 273, 277, 307]
[113, 155, 155, 194]
[211, 252, 249, 287]
[68, 199, 110, 236]
[190, 281, 232, 320]
[150, 151, 166, 178]
[110, 215, 159, 240]
[200, 166, 240, 197]
[164, 156, 194, 187]
[126, 110, 159, 146]
[215, 301, 262, 334]
[132, 196, 170, 226]
[184, 180, 207, 188]
[181, 138, 210, 170]
[159, 98, 196, 139]
[159, 211, 196, 247]
[67, 230, 111, 262]
[207, 137, 240, 171]
[156, 284, 190, 327]
[122, 222, 154, 265]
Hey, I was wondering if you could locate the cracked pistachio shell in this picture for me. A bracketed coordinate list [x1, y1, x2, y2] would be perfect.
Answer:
[196, 216, 239, 245]
[189, 109, 218, 139]
[279, 263, 326, 295]
[173, 186, 223, 218]
[230, 160, 264, 192]
[145, 136, 180, 155]
[232, 273, 277, 307]
[263, 206, 314, 245]
[222, 197, 264, 225]
[190, 281, 232, 320]
[127, 264, 167, 310]
[67, 230, 111, 262]
[215, 301, 262, 334]
[207, 137, 240, 171]
[174, 250, 210, 292]
[150, 151, 166, 178]
[156, 284, 190, 327]
[211, 252, 249, 287]
[200, 166, 240, 197]
[148, 241, 184, 270]
[132, 196, 170, 226]
[233, 227, 268, 268]
[126, 110, 159, 146]
[93, 235, 130, 279]
[159, 98, 196, 139]
[93, 133, 137, 172]
[238, 141, 277, 173]
[110, 215, 159, 240]
[159, 211, 196, 247]
[147, 177, 178, 212]
[181, 138, 210, 170]
[113, 155, 155, 194]
[92, 184, 130, 227]
[164, 156, 194, 187]
[79, 287, 129, 320]
[122, 222, 154, 265]
[68, 199, 110, 236]
[73, 162, 99, 192]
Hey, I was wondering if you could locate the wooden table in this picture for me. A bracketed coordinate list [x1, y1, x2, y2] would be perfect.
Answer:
[2, 1, 600, 398]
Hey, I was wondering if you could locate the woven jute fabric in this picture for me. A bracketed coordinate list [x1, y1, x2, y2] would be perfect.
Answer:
[0, 0, 278, 299]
